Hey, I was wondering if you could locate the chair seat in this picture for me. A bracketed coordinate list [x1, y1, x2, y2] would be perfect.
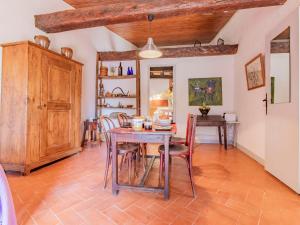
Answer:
[117, 143, 139, 154]
[170, 136, 186, 145]
[158, 144, 189, 156]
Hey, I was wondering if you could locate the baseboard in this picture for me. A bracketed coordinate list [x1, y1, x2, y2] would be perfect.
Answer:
[237, 143, 265, 166]
[195, 136, 234, 145]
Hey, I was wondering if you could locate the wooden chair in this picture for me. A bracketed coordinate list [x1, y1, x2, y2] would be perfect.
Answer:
[158, 114, 197, 197]
[81, 119, 100, 147]
[100, 116, 138, 188]
[117, 113, 131, 128]
[117, 113, 148, 171]
[170, 113, 191, 145]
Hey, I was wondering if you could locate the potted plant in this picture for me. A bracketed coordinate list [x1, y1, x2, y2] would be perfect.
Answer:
[199, 102, 210, 116]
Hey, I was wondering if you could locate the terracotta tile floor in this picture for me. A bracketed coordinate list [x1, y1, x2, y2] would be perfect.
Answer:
[6, 144, 300, 225]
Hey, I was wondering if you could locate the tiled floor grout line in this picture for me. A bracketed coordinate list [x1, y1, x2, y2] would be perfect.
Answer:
[73, 211, 89, 225]
[50, 208, 63, 225]
[98, 209, 119, 225]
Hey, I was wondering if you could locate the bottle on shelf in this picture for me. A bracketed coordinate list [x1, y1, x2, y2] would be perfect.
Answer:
[130, 67, 134, 75]
[118, 62, 123, 76]
[127, 67, 131, 75]
[99, 82, 105, 97]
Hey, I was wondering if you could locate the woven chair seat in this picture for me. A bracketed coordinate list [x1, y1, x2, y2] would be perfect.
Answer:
[158, 144, 189, 156]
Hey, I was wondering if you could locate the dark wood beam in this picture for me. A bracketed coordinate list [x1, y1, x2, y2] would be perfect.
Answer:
[271, 41, 290, 54]
[97, 44, 238, 61]
[35, 0, 287, 33]
[98, 50, 137, 61]
[160, 45, 238, 58]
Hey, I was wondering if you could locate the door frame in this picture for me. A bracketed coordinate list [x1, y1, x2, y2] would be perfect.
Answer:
[147, 63, 177, 122]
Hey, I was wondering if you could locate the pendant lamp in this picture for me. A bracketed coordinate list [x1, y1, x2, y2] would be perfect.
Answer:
[139, 14, 162, 59]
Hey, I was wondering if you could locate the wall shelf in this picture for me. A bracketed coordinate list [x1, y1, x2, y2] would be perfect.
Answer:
[97, 96, 137, 99]
[95, 52, 141, 118]
[98, 75, 137, 80]
[97, 106, 136, 110]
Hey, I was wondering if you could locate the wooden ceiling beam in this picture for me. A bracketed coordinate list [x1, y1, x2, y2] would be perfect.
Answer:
[271, 41, 290, 54]
[161, 44, 238, 58]
[98, 44, 239, 61]
[35, 0, 287, 33]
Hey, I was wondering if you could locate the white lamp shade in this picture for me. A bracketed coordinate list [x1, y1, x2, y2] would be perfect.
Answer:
[139, 37, 162, 59]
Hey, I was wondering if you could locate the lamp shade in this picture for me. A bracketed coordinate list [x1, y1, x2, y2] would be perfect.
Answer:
[139, 37, 162, 59]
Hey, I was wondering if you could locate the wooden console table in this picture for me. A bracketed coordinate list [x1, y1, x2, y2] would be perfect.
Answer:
[197, 115, 227, 150]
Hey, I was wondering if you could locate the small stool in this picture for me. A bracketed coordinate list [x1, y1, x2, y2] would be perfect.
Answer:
[81, 119, 100, 147]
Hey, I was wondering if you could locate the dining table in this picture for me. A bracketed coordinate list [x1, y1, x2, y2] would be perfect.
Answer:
[110, 124, 176, 200]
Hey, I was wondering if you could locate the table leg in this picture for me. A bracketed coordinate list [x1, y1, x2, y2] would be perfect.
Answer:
[81, 121, 88, 147]
[218, 126, 222, 145]
[164, 135, 170, 200]
[233, 124, 237, 147]
[93, 129, 97, 141]
[223, 124, 227, 150]
[111, 133, 119, 195]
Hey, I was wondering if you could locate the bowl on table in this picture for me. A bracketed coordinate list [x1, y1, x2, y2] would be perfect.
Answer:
[199, 108, 210, 116]
[157, 118, 171, 126]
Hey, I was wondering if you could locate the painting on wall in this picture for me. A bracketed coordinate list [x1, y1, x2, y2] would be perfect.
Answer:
[245, 54, 265, 90]
[188, 77, 223, 106]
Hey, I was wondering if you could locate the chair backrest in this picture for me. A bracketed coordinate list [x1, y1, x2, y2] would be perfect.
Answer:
[185, 113, 191, 146]
[117, 113, 130, 127]
[187, 114, 197, 157]
[100, 116, 116, 151]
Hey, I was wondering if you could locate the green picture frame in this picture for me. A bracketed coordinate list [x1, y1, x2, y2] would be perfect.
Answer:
[188, 77, 223, 106]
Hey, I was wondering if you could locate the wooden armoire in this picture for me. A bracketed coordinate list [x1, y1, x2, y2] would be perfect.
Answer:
[0, 41, 83, 175]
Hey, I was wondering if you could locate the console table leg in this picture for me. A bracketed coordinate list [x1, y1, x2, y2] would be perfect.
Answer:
[223, 125, 228, 150]
[218, 126, 222, 145]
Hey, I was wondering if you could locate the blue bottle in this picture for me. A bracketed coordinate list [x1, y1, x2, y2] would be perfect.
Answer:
[127, 67, 131, 75]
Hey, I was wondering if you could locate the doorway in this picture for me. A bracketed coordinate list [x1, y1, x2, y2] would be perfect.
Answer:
[148, 66, 175, 121]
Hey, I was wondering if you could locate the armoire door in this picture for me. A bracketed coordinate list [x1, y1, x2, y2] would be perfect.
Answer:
[40, 54, 76, 158]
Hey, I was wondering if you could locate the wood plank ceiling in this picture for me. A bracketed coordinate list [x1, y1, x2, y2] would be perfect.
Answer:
[63, 0, 235, 47]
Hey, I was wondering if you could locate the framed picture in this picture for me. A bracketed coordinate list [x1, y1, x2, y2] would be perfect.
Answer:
[188, 77, 223, 106]
[245, 54, 265, 90]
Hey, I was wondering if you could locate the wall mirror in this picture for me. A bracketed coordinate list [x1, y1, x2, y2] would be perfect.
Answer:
[270, 27, 291, 104]
[149, 66, 174, 121]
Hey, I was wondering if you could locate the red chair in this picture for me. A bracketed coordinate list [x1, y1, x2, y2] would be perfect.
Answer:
[100, 116, 138, 188]
[170, 113, 191, 145]
[158, 114, 197, 197]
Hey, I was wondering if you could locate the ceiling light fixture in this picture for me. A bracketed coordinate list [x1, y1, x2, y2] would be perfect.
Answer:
[139, 14, 162, 59]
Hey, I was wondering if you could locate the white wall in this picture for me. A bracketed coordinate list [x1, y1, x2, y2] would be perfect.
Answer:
[140, 56, 235, 143]
[149, 79, 170, 98]
[213, 0, 300, 161]
[0, 0, 136, 121]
